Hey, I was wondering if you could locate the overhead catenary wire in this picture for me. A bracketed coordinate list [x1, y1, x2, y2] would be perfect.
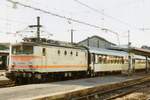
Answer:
[73, 0, 140, 30]
[7, 0, 121, 45]
[0, 16, 30, 25]
[105, 0, 146, 11]
[7, 0, 111, 30]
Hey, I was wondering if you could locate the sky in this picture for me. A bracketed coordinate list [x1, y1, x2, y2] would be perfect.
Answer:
[0, 0, 150, 47]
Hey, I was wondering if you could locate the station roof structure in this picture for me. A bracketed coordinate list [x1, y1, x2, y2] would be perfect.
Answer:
[78, 35, 116, 46]
[89, 47, 128, 57]
[129, 47, 150, 57]
[109, 45, 150, 57]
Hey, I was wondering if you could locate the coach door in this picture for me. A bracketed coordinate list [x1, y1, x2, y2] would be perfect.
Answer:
[91, 53, 95, 71]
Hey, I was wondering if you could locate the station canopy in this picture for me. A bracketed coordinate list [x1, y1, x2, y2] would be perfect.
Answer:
[129, 47, 150, 57]
[109, 45, 150, 57]
[89, 47, 128, 57]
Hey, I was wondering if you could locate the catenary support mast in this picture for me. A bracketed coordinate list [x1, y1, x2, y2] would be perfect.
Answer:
[29, 16, 42, 42]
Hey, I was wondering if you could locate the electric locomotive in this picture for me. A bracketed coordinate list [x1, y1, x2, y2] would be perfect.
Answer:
[7, 38, 89, 82]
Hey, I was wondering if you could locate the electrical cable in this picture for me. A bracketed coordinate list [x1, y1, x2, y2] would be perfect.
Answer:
[7, 0, 109, 30]
[73, 0, 140, 30]
[7, 0, 122, 45]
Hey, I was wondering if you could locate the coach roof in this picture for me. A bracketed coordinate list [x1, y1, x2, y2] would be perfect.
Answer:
[89, 47, 128, 57]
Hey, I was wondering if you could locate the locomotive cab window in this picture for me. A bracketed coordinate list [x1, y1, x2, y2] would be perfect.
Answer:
[12, 45, 33, 54]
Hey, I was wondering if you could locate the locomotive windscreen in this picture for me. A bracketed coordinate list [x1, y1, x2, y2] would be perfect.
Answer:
[12, 45, 33, 54]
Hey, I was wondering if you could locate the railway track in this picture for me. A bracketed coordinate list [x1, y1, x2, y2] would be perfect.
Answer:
[0, 80, 15, 88]
[102, 81, 150, 100]
[71, 76, 150, 100]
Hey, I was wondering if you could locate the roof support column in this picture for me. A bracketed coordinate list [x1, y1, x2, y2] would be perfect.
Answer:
[8, 44, 12, 72]
[128, 53, 133, 75]
[145, 56, 149, 73]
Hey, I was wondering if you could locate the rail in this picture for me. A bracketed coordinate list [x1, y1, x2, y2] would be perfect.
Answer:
[72, 76, 150, 100]
[33, 75, 150, 100]
[0, 80, 15, 88]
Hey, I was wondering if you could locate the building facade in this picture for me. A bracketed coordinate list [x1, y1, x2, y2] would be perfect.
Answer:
[78, 35, 116, 48]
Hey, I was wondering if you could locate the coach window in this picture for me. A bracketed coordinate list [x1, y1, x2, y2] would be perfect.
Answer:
[58, 50, 60, 55]
[76, 52, 78, 56]
[110, 56, 113, 64]
[118, 57, 120, 64]
[102, 55, 106, 64]
[117, 57, 120, 64]
[121, 57, 124, 64]
[101, 55, 104, 64]
[104, 55, 107, 64]
[42, 48, 46, 56]
[120, 57, 122, 64]
[121, 57, 123, 64]
[113, 56, 116, 64]
[105, 56, 108, 64]
[70, 51, 73, 56]
[139, 60, 141, 64]
[114, 56, 117, 64]
[64, 50, 67, 56]
[138, 60, 141, 64]
[107, 56, 110, 64]
[116, 57, 119, 64]
[98, 55, 102, 64]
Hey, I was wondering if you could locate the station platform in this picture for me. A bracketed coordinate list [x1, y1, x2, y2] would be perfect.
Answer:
[0, 72, 149, 100]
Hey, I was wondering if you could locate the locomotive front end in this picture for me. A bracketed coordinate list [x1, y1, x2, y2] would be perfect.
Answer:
[7, 43, 35, 80]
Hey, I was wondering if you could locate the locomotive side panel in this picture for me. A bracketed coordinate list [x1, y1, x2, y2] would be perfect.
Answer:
[7, 44, 89, 81]
[48, 46, 87, 72]
[31, 45, 88, 72]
